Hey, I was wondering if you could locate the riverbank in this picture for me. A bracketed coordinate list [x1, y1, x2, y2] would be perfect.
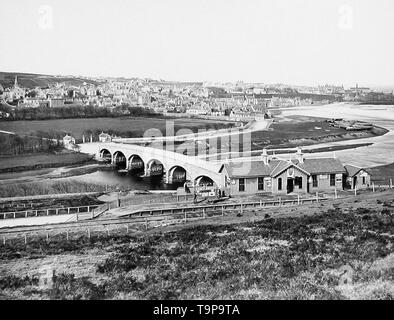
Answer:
[0, 152, 95, 174]
[250, 116, 388, 151]
[201, 117, 387, 161]
[0, 180, 118, 198]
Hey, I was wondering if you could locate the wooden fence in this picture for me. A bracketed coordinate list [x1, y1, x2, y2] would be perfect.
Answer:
[121, 194, 329, 217]
[0, 195, 330, 245]
[0, 205, 99, 220]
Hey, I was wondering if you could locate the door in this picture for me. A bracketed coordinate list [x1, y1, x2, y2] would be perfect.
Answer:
[353, 176, 358, 189]
[287, 178, 294, 194]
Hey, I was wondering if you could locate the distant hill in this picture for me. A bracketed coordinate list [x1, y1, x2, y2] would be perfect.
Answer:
[0, 71, 103, 89]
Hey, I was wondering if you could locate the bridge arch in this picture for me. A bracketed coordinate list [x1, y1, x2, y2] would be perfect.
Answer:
[128, 154, 145, 175]
[146, 159, 165, 177]
[194, 175, 216, 187]
[167, 165, 188, 184]
[99, 148, 112, 162]
[113, 151, 127, 170]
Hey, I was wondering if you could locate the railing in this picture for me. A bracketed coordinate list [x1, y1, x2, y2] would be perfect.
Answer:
[0, 195, 331, 243]
[121, 196, 329, 217]
[64, 203, 109, 223]
[0, 202, 34, 209]
[0, 205, 100, 220]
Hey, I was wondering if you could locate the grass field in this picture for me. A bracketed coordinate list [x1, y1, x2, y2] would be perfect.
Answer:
[0, 117, 233, 140]
[0, 190, 392, 300]
[0, 153, 93, 172]
[250, 120, 388, 150]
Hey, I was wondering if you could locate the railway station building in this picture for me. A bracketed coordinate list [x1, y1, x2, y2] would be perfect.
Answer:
[219, 148, 348, 196]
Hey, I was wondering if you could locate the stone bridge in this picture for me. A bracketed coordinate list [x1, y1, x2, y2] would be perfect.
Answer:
[94, 142, 222, 187]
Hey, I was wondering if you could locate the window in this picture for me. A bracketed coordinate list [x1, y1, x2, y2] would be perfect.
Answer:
[239, 178, 245, 192]
[312, 175, 318, 188]
[295, 176, 303, 189]
[362, 177, 366, 185]
[330, 174, 336, 187]
[278, 178, 282, 191]
[258, 177, 264, 191]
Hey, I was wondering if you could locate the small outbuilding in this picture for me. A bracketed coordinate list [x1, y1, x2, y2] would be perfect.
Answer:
[344, 164, 371, 189]
[99, 132, 112, 143]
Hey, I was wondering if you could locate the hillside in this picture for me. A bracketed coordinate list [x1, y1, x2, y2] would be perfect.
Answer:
[0, 190, 392, 299]
[0, 72, 102, 89]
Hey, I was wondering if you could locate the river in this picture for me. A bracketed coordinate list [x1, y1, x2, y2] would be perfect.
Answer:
[280, 103, 394, 167]
[1, 103, 393, 191]
[59, 170, 182, 190]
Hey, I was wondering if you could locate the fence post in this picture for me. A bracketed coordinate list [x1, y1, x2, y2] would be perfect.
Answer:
[88, 228, 91, 239]
[56, 209, 59, 215]
[24, 234, 27, 245]
[25, 211, 28, 218]
[390, 179, 393, 189]
[76, 213, 79, 222]
[354, 186, 357, 196]
[316, 192, 319, 203]
[241, 201, 244, 215]
[13, 212, 16, 219]
[260, 200, 262, 208]
[279, 197, 281, 207]
[3, 236, 5, 246]
[46, 232, 49, 242]
[222, 206, 224, 216]
[203, 208, 206, 219]
[126, 225, 129, 233]
[184, 212, 187, 223]
[334, 188, 338, 199]
[372, 183, 375, 193]
[66, 230, 69, 241]
[297, 195, 300, 205]
[145, 218, 148, 230]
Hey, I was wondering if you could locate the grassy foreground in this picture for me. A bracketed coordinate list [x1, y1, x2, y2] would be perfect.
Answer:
[0, 192, 393, 300]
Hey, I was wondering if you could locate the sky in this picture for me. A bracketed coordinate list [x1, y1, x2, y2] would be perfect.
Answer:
[0, 0, 393, 87]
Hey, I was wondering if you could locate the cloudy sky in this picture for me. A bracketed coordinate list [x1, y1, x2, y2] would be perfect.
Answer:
[0, 0, 393, 87]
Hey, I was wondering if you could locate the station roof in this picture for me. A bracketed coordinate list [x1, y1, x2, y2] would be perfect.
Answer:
[221, 157, 347, 178]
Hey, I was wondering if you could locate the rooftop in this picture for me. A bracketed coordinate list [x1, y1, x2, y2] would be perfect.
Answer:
[221, 156, 347, 178]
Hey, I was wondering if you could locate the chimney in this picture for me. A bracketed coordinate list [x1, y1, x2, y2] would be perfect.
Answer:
[296, 147, 304, 163]
[261, 148, 269, 165]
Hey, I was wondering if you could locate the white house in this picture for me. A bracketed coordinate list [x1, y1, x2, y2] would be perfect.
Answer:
[99, 132, 112, 143]
[63, 134, 76, 149]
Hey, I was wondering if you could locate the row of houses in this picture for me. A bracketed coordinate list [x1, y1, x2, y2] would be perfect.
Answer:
[219, 148, 371, 196]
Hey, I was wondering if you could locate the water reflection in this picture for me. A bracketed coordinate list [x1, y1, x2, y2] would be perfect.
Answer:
[67, 170, 182, 191]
